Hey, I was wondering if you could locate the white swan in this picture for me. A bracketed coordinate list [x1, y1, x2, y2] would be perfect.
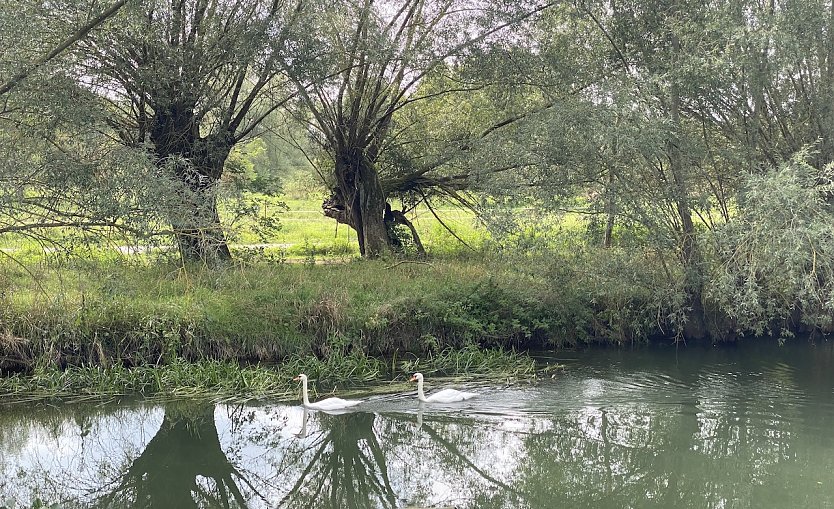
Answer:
[293, 374, 363, 411]
[409, 372, 477, 403]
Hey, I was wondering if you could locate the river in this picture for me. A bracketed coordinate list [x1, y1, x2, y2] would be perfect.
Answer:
[1, 340, 834, 508]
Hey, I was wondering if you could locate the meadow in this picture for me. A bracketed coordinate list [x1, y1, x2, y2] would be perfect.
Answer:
[0, 191, 754, 399]
[229, 194, 488, 259]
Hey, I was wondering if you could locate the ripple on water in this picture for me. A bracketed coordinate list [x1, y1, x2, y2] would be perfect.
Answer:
[5, 342, 834, 509]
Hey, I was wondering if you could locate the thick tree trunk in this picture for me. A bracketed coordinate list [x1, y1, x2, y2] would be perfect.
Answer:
[669, 49, 707, 341]
[150, 102, 233, 264]
[356, 162, 390, 258]
[169, 177, 232, 265]
[325, 148, 431, 258]
[329, 151, 392, 258]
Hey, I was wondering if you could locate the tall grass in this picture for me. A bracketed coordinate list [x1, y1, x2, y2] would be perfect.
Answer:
[0, 256, 566, 375]
[0, 346, 536, 403]
[4, 246, 688, 362]
[0, 234, 698, 399]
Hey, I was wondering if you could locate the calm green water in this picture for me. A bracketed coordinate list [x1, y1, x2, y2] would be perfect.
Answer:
[2, 341, 834, 508]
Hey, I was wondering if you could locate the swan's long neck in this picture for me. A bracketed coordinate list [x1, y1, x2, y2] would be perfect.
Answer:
[301, 378, 310, 406]
[417, 378, 428, 402]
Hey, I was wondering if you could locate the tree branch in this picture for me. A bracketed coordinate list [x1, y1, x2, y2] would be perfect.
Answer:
[0, 0, 127, 97]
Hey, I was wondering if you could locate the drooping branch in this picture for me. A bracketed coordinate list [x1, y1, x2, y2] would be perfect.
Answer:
[419, 189, 474, 251]
[0, 0, 127, 97]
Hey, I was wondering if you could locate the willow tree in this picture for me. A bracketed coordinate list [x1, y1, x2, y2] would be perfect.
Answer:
[708, 0, 834, 169]
[78, 0, 310, 263]
[583, 0, 834, 338]
[0, 0, 126, 98]
[449, 0, 738, 338]
[485, 0, 734, 338]
[285, 0, 554, 257]
[0, 0, 157, 250]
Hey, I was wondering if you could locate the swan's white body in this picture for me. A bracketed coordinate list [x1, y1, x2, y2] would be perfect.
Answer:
[410, 372, 477, 403]
[294, 374, 363, 411]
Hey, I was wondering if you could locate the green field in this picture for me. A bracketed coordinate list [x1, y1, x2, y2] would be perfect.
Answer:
[0, 194, 491, 261]
[231, 195, 488, 258]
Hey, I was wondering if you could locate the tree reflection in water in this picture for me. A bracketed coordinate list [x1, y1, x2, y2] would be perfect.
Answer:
[274, 408, 530, 509]
[278, 410, 397, 509]
[0, 398, 828, 509]
[3, 344, 834, 508]
[93, 401, 261, 508]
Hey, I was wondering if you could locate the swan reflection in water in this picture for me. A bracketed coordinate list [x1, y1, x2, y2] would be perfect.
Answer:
[293, 374, 364, 411]
[4, 344, 834, 509]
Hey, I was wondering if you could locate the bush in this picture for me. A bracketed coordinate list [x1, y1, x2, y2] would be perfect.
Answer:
[706, 152, 834, 337]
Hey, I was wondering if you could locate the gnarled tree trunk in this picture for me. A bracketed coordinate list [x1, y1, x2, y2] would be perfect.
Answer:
[326, 150, 392, 258]
[323, 155, 425, 258]
[150, 102, 233, 264]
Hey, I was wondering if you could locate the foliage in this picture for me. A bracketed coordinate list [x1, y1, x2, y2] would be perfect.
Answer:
[707, 152, 834, 337]
[67, 0, 320, 263]
[0, 256, 652, 375]
[4, 0, 834, 353]
[0, 0, 163, 254]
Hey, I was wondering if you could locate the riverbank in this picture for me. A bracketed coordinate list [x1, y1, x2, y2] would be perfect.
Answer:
[0, 257, 556, 398]
[0, 258, 565, 371]
[0, 252, 827, 398]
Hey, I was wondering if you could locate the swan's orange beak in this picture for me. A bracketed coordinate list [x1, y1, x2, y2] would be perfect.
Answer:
[292, 376, 301, 381]
[409, 375, 417, 382]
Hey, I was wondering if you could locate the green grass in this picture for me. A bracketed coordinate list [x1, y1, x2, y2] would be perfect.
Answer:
[0, 240, 688, 368]
[230, 194, 487, 258]
[0, 199, 692, 398]
[0, 194, 489, 261]
[0, 257, 572, 374]
[0, 191, 604, 264]
[0, 344, 536, 403]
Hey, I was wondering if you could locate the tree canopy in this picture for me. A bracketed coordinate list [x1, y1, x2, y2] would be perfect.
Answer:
[2, 0, 834, 339]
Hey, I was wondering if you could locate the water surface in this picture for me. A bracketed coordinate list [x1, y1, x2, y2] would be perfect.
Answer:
[2, 340, 834, 508]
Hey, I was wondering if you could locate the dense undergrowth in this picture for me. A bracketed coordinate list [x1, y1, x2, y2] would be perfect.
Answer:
[1, 217, 832, 399]
[0, 249, 683, 375]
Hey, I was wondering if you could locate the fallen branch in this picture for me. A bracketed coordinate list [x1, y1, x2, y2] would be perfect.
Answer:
[384, 260, 433, 269]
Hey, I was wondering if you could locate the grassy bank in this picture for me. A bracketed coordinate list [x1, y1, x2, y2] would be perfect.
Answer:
[0, 245, 698, 372]
[6, 236, 807, 397]
[0, 345, 535, 403]
[0, 256, 565, 397]
[0, 257, 573, 370]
